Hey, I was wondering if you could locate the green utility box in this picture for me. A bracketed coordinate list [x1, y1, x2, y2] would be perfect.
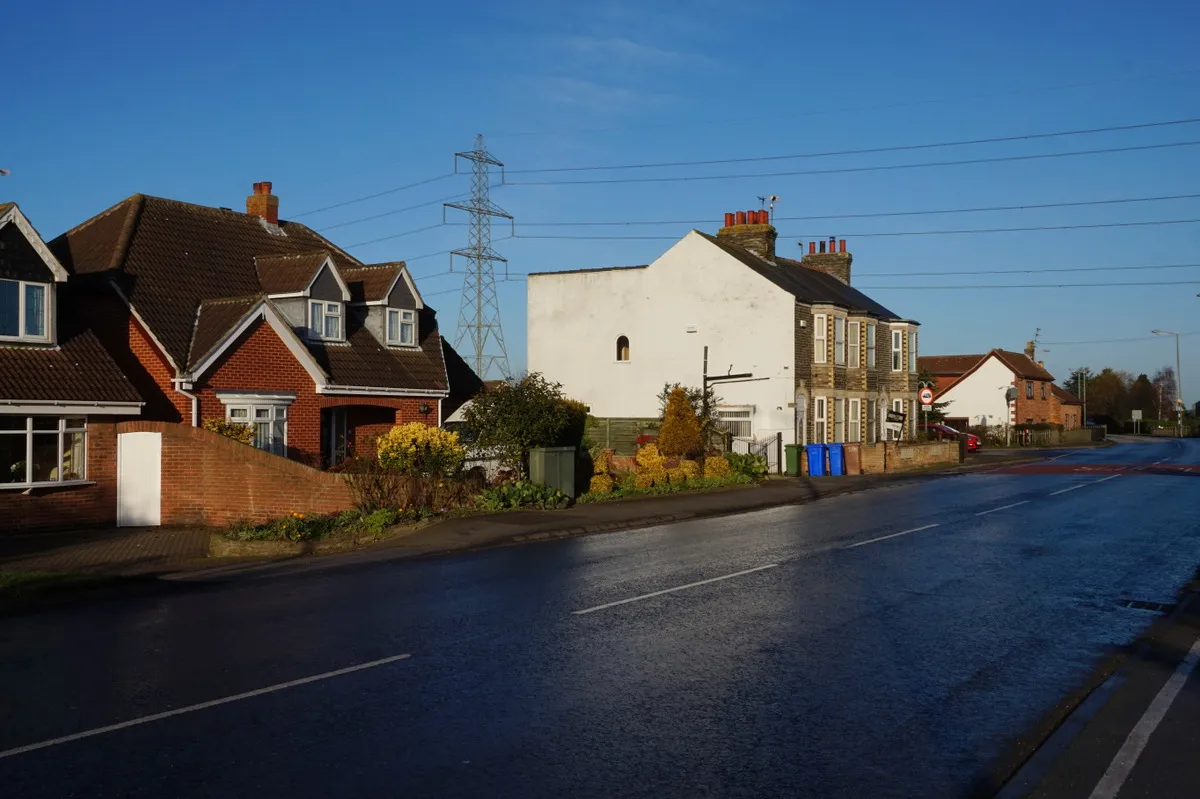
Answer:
[529, 446, 578, 498]
[784, 444, 801, 476]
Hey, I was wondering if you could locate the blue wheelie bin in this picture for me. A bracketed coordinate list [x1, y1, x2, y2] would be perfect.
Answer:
[805, 444, 827, 476]
[827, 443, 845, 476]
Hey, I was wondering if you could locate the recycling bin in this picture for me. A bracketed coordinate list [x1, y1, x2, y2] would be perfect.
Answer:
[827, 443, 845, 476]
[805, 444, 827, 476]
[785, 444, 801, 476]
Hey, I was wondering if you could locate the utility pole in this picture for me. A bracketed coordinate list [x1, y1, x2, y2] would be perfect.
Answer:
[1152, 330, 1184, 436]
[444, 134, 513, 380]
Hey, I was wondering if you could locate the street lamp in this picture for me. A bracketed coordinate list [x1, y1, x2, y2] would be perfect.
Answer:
[1152, 330, 1184, 436]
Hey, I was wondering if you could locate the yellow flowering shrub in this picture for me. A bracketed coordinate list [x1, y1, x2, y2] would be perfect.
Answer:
[680, 459, 701, 479]
[703, 456, 732, 478]
[589, 474, 615, 494]
[377, 423, 465, 476]
[202, 417, 255, 445]
[592, 449, 611, 476]
[666, 467, 687, 485]
[635, 443, 665, 471]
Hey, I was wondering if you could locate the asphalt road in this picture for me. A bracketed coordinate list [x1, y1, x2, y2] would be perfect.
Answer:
[1, 438, 1198, 798]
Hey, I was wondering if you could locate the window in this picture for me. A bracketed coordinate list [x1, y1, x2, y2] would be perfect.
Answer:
[813, 314, 827, 364]
[890, 398, 904, 441]
[0, 416, 87, 487]
[1026, 381, 1034, 399]
[867, 324, 876, 368]
[814, 397, 827, 444]
[717, 408, 752, 438]
[616, 335, 630, 362]
[848, 398, 861, 442]
[867, 399, 877, 444]
[0, 279, 49, 341]
[908, 330, 918, 373]
[387, 308, 416, 346]
[891, 330, 903, 371]
[1041, 382, 1047, 400]
[848, 321, 861, 368]
[226, 402, 288, 456]
[309, 301, 342, 341]
[834, 398, 845, 442]
[834, 317, 846, 365]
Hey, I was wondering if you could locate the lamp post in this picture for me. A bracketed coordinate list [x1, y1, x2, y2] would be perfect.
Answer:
[1152, 330, 1183, 436]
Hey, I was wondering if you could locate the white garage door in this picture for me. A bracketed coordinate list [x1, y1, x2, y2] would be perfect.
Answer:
[117, 432, 162, 527]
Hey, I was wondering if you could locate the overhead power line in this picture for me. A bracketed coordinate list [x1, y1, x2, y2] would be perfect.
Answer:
[859, 262, 1200, 278]
[1042, 332, 1200, 345]
[506, 140, 1200, 186]
[512, 217, 1200, 241]
[508, 118, 1200, 174]
[318, 193, 467, 232]
[861, 280, 1200, 290]
[291, 173, 455, 218]
[506, 193, 1200, 228]
[341, 223, 445, 248]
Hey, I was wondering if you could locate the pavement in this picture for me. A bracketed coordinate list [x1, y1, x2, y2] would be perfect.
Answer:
[0, 436, 1195, 797]
[0, 444, 1078, 580]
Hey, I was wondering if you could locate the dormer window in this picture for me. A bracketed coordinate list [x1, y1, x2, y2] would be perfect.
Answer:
[309, 301, 342, 341]
[386, 308, 416, 346]
[0, 279, 49, 342]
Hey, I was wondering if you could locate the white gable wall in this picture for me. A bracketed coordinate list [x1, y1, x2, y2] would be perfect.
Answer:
[938, 355, 1015, 427]
[527, 232, 799, 443]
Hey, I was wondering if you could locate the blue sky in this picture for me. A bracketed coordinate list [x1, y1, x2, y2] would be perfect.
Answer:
[4, 0, 1199, 404]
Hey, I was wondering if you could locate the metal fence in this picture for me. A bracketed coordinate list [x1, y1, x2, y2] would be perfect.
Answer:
[731, 433, 784, 474]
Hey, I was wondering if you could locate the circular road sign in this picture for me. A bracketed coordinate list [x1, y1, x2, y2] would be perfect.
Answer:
[920, 388, 934, 406]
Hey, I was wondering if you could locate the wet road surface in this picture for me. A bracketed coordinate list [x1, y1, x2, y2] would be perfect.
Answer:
[2, 438, 1198, 797]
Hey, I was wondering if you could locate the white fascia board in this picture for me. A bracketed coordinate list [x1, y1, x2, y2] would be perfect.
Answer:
[0, 206, 70, 282]
[0, 400, 143, 415]
[214, 390, 298, 404]
[316, 385, 449, 398]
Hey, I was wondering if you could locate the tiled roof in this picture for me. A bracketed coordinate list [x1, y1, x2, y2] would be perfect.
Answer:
[527, 265, 648, 277]
[49, 195, 363, 370]
[341, 263, 404, 303]
[306, 308, 447, 391]
[918, 354, 986, 375]
[695, 232, 906, 320]
[188, 296, 262, 368]
[1051, 384, 1083, 404]
[0, 291, 141, 404]
[255, 252, 330, 295]
[0, 202, 13, 217]
[993, 350, 1055, 381]
[442, 338, 485, 418]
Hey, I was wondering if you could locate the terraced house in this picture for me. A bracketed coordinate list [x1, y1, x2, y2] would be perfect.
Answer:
[50, 182, 478, 469]
[527, 209, 920, 453]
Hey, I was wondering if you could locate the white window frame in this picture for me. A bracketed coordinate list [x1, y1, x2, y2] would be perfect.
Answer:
[867, 398, 877, 444]
[717, 407, 753, 439]
[908, 330, 918, 373]
[387, 308, 417, 347]
[891, 330, 903, 372]
[309, 300, 343, 341]
[813, 397, 827, 444]
[848, 398, 861, 443]
[834, 397, 845, 442]
[834, 317, 846, 366]
[219, 393, 294, 456]
[0, 415, 88, 488]
[813, 314, 827, 364]
[0, 278, 51, 343]
[866, 324, 876, 369]
[848, 321, 861, 368]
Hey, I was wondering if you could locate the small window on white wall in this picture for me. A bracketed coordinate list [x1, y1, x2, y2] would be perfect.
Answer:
[616, 335, 630, 362]
[717, 408, 752, 438]
[814, 314, 827, 364]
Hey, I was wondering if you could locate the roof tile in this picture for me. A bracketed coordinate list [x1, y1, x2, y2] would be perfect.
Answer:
[255, 252, 329, 295]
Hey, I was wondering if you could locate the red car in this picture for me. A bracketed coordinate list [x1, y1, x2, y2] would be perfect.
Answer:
[919, 423, 981, 452]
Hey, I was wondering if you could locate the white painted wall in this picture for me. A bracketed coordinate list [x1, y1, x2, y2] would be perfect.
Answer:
[527, 232, 800, 443]
[938, 356, 1014, 427]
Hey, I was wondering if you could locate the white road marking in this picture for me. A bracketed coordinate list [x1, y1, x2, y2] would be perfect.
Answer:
[0, 653, 412, 760]
[1049, 484, 1087, 496]
[843, 524, 940, 550]
[975, 500, 1030, 516]
[1093, 474, 1122, 485]
[572, 564, 777, 615]
[1088, 638, 1200, 799]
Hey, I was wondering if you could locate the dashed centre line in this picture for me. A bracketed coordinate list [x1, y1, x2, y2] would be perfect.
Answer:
[572, 564, 778, 615]
[976, 500, 1031, 516]
[843, 524, 940, 549]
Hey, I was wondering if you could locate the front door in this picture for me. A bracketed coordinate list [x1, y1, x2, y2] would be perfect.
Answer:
[117, 432, 161, 527]
[323, 407, 349, 467]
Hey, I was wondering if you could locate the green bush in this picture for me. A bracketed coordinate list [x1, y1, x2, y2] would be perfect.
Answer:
[475, 480, 570, 511]
[578, 472, 753, 503]
[725, 452, 769, 479]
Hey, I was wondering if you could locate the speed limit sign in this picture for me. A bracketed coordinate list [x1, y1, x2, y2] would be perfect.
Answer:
[920, 387, 934, 406]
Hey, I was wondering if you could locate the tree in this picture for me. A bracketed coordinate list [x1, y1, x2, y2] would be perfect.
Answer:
[657, 387, 704, 457]
[916, 369, 953, 424]
[1152, 366, 1178, 418]
[1064, 367, 1092, 397]
[1128, 374, 1157, 419]
[1087, 367, 1130, 422]
[657, 382, 722, 439]
[461, 373, 570, 476]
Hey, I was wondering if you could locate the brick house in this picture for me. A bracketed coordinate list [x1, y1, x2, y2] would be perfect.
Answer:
[0, 203, 144, 529]
[918, 344, 1062, 430]
[1050, 384, 1084, 430]
[50, 183, 480, 469]
[528, 209, 921, 450]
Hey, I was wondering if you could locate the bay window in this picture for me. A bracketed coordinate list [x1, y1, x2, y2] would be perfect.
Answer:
[0, 278, 49, 341]
[814, 397, 827, 444]
[834, 317, 846, 366]
[909, 330, 918, 373]
[848, 321, 861, 368]
[219, 393, 294, 457]
[891, 330, 903, 371]
[848, 398, 862, 442]
[387, 308, 416, 346]
[1, 416, 87, 487]
[866, 324, 876, 369]
[813, 314, 827, 364]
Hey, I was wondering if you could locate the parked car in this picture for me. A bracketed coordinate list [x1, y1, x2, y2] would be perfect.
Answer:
[919, 423, 981, 452]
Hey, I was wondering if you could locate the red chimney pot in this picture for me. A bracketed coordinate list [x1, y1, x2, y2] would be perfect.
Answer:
[839, 239, 846, 253]
[761, 209, 769, 225]
[808, 241, 816, 254]
[736, 211, 747, 225]
[724, 212, 735, 227]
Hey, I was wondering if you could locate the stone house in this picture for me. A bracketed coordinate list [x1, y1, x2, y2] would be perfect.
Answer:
[527, 209, 921, 451]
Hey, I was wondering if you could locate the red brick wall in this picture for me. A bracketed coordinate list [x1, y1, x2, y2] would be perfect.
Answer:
[118, 421, 353, 525]
[1014, 378, 1057, 425]
[0, 421, 120, 533]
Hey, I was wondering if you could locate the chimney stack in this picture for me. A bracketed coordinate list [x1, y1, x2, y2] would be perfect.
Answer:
[716, 207, 777, 261]
[1024, 341, 1036, 360]
[246, 181, 279, 225]
[798, 238, 854, 285]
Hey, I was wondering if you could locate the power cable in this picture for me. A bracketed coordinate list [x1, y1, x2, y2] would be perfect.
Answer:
[291, 174, 454, 218]
[318, 194, 466, 232]
[342, 223, 445, 248]
[1042, 332, 1200, 345]
[860, 280, 1200, 289]
[859, 263, 1200, 277]
[506, 140, 1200, 186]
[508, 118, 1200, 174]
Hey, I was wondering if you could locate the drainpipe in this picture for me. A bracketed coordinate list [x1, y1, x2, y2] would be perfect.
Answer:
[174, 380, 199, 427]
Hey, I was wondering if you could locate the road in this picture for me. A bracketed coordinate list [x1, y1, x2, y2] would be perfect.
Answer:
[1, 438, 1198, 798]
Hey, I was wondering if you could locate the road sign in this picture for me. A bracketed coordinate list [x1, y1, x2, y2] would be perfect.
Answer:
[920, 388, 934, 406]
[1131, 409, 1143, 421]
